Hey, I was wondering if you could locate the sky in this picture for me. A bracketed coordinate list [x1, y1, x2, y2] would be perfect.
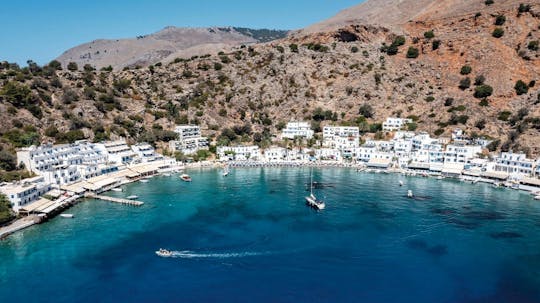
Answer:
[0, 0, 361, 66]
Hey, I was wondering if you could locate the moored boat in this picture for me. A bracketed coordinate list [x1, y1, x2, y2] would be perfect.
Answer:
[60, 214, 74, 218]
[180, 174, 192, 182]
[111, 188, 122, 192]
[407, 190, 414, 198]
[126, 195, 139, 200]
[305, 168, 325, 210]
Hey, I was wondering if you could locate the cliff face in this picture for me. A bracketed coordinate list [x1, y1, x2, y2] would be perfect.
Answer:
[1, 0, 539, 160]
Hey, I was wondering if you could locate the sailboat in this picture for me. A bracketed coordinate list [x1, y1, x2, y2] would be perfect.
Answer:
[305, 168, 325, 210]
[222, 165, 229, 177]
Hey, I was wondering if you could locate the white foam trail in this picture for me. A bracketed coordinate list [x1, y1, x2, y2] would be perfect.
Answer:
[169, 250, 269, 259]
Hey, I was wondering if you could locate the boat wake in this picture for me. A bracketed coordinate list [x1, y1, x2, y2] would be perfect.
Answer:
[160, 250, 270, 259]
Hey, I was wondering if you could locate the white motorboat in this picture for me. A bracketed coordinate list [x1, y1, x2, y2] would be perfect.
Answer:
[127, 195, 139, 200]
[140, 179, 149, 183]
[305, 168, 325, 210]
[180, 174, 192, 182]
[222, 166, 230, 177]
[163, 173, 171, 177]
[534, 195, 540, 201]
[60, 214, 74, 218]
[399, 180, 404, 186]
[407, 190, 414, 198]
[111, 188, 122, 192]
[156, 248, 173, 257]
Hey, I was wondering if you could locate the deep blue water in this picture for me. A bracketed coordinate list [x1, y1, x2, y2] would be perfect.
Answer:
[1, 168, 540, 302]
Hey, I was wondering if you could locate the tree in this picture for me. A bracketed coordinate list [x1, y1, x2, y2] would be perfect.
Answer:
[0, 81, 33, 107]
[358, 104, 374, 118]
[518, 3, 531, 13]
[514, 80, 529, 95]
[83, 64, 95, 72]
[0, 150, 17, 171]
[48, 60, 62, 70]
[0, 193, 14, 225]
[406, 47, 419, 58]
[460, 65, 472, 75]
[484, 0, 494, 5]
[474, 85, 493, 98]
[492, 28, 504, 38]
[67, 62, 78, 71]
[494, 15, 506, 25]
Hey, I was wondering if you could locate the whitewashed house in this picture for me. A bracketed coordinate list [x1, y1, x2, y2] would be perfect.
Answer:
[264, 147, 288, 162]
[382, 117, 412, 131]
[0, 176, 51, 212]
[131, 143, 162, 163]
[169, 125, 208, 155]
[217, 146, 261, 161]
[444, 144, 482, 164]
[494, 152, 535, 176]
[281, 121, 314, 139]
[322, 126, 360, 150]
[96, 140, 137, 165]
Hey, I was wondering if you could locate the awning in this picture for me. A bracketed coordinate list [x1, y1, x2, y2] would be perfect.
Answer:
[367, 158, 391, 168]
[463, 169, 482, 177]
[481, 171, 509, 180]
[442, 163, 464, 175]
[408, 162, 430, 170]
[520, 177, 540, 187]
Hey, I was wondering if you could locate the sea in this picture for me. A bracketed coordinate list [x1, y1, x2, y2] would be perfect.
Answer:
[1, 168, 539, 303]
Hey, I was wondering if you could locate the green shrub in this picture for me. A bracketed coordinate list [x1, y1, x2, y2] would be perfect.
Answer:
[351, 46, 359, 53]
[492, 28, 504, 38]
[528, 40, 539, 51]
[406, 47, 419, 58]
[460, 65, 472, 75]
[289, 44, 298, 53]
[434, 128, 445, 136]
[514, 80, 529, 95]
[485, 0, 494, 5]
[494, 15, 506, 25]
[358, 104, 374, 118]
[459, 77, 471, 90]
[518, 3, 531, 13]
[474, 85, 493, 98]
[67, 62, 78, 71]
[479, 99, 489, 106]
[498, 111, 512, 121]
[424, 31, 435, 39]
[432, 40, 441, 50]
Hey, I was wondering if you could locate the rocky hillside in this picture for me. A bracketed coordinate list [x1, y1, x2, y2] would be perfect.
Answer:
[56, 27, 288, 70]
[0, 0, 539, 179]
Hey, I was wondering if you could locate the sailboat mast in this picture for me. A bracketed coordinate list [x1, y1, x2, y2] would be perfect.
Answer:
[310, 167, 313, 195]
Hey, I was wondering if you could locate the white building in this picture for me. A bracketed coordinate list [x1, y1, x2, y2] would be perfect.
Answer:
[314, 148, 341, 161]
[170, 125, 208, 155]
[382, 117, 412, 131]
[444, 144, 482, 164]
[96, 140, 137, 165]
[494, 152, 536, 176]
[322, 126, 360, 150]
[281, 121, 314, 140]
[217, 146, 261, 161]
[0, 176, 51, 212]
[131, 143, 162, 163]
[264, 147, 288, 162]
[17, 141, 108, 185]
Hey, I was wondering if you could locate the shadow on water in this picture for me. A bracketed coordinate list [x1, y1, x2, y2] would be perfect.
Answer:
[461, 255, 540, 303]
[489, 232, 523, 239]
[405, 238, 448, 257]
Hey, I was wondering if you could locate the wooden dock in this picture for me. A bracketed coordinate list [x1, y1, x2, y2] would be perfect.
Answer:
[86, 194, 144, 206]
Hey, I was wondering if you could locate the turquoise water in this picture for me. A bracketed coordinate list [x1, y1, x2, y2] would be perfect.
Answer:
[1, 168, 540, 302]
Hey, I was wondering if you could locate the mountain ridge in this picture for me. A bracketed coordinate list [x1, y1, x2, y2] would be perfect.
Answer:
[56, 26, 289, 69]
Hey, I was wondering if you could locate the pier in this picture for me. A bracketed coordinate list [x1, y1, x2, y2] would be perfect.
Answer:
[86, 194, 144, 206]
